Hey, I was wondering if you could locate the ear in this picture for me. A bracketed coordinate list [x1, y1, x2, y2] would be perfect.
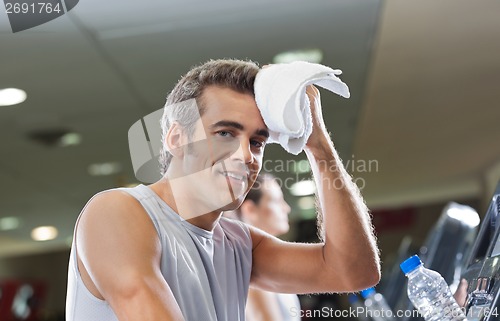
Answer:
[240, 200, 258, 224]
[165, 122, 187, 158]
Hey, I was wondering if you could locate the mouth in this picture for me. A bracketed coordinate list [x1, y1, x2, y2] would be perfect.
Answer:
[218, 168, 250, 202]
[220, 171, 247, 182]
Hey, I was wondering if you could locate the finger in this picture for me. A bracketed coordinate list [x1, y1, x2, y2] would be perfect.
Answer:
[306, 84, 318, 93]
[306, 85, 320, 98]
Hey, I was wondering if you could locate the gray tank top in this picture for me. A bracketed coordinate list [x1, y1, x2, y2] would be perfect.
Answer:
[66, 184, 253, 321]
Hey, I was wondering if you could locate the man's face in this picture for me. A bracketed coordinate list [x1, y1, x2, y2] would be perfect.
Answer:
[171, 86, 269, 215]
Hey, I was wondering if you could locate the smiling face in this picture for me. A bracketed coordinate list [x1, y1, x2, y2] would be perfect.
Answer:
[167, 86, 269, 216]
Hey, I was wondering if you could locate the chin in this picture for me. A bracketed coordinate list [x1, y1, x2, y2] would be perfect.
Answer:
[220, 198, 244, 212]
[216, 175, 248, 199]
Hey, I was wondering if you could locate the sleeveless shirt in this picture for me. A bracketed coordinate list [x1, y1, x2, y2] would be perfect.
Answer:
[66, 184, 253, 321]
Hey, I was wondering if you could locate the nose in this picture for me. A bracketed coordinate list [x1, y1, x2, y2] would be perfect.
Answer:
[283, 201, 291, 215]
[230, 139, 253, 164]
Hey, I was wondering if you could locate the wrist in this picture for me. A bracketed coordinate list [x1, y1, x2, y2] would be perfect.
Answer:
[305, 134, 335, 161]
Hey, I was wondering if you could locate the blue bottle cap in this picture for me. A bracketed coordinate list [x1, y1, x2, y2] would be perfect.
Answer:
[400, 255, 423, 274]
[360, 287, 376, 299]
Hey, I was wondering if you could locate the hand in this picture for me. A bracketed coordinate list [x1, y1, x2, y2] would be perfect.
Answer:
[305, 85, 330, 150]
[453, 279, 468, 307]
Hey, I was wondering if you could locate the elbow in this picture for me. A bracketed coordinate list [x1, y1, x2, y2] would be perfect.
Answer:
[321, 268, 381, 294]
[361, 268, 381, 290]
[349, 265, 381, 292]
[351, 247, 382, 291]
[333, 262, 380, 293]
[320, 245, 381, 292]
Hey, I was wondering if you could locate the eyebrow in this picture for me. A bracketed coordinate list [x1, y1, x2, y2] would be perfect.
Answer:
[210, 120, 269, 139]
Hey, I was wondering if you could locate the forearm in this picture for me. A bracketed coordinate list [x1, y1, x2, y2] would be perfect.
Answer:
[305, 136, 380, 290]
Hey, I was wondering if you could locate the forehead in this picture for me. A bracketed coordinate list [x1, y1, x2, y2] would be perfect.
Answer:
[199, 86, 267, 129]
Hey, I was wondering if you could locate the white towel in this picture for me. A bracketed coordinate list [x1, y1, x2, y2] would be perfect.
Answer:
[254, 61, 350, 154]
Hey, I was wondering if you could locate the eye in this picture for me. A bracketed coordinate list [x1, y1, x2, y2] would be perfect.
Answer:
[251, 140, 266, 148]
[216, 130, 233, 137]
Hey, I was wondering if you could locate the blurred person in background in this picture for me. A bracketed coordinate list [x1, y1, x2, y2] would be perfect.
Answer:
[226, 173, 301, 321]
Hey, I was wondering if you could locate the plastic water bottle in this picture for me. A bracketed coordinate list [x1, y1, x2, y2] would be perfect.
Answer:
[400, 255, 467, 321]
[360, 288, 397, 321]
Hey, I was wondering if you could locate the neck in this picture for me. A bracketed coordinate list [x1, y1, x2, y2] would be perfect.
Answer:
[186, 212, 221, 231]
[148, 178, 223, 231]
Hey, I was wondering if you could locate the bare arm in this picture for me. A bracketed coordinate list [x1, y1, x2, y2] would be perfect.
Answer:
[250, 86, 380, 294]
[245, 288, 282, 321]
[76, 191, 185, 321]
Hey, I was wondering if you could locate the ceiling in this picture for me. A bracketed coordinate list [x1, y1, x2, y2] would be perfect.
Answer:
[0, 0, 499, 257]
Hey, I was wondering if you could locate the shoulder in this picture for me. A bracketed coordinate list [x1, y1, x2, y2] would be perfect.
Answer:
[88, 187, 142, 208]
[77, 189, 146, 227]
[217, 218, 284, 254]
[244, 223, 280, 251]
[73, 189, 171, 313]
[219, 216, 249, 233]
[76, 188, 160, 254]
[218, 217, 252, 246]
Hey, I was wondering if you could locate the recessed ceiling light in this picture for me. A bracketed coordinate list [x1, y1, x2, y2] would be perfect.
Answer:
[273, 48, 323, 64]
[290, 180, 316, 196]
[88, 162, 122, 176]
[60, 132, 82, 147]
[28, 128, 80, 147]
[0, 88, 27, 106]
[297, 196, 316, 210]
[31, 226, 58, 241]
[0, 217, 21, 231]
[446, 204, 480, 228]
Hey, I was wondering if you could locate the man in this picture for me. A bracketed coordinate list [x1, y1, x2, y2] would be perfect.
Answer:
[66, 59, 380, 321]
[227, 173, 301, 321]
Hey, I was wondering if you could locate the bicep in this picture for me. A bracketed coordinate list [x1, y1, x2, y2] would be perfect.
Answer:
[249, 226, 348, 294]
[76, 191, 184, 321]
